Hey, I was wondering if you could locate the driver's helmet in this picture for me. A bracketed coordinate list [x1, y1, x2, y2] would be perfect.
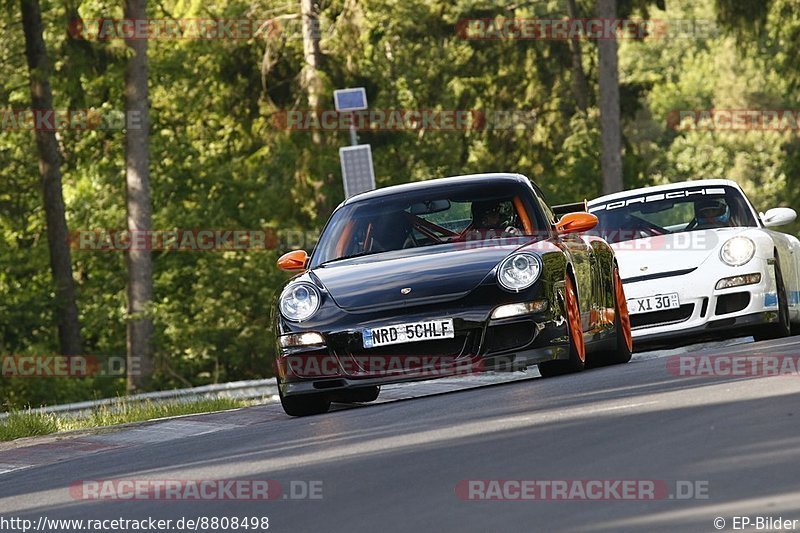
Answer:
[695, 199, 730, 225]
[471, 200, 506, 229]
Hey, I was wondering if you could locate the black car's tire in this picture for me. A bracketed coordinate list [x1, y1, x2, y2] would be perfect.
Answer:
[607, 266, 633, 364]
[537, 359, 564, 378]
[754, 257, 791, 341]
[278, 380, 331, 416]
[539, 274, 586, 378]
[330, 386, 380, 403]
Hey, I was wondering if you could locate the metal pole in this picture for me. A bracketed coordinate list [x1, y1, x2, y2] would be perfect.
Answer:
[349, 112, 358, 146]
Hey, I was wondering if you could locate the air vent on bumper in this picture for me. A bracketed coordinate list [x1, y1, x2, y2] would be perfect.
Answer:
[630, 304, 694, 329]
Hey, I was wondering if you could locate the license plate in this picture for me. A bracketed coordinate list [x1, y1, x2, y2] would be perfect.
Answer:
[362, 319, 455, 348]
[628, 293, 680, 315]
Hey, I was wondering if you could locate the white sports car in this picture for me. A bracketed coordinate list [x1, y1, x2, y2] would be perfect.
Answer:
[586, 179, 800, 345]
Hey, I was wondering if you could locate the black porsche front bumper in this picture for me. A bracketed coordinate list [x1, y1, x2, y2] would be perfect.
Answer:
[275, 287, 570, 397]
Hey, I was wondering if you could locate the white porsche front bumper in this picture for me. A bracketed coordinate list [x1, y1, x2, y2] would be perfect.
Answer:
[622, 257, 779, 342]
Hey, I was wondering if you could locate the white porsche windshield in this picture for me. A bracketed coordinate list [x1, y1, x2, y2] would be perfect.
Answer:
[588, 185, 757, 244]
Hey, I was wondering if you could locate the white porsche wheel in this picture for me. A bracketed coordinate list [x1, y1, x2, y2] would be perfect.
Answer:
[755, 257, 791, 341]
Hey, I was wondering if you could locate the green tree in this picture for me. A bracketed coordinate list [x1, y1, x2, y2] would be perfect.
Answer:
[20, 0, 83, 356]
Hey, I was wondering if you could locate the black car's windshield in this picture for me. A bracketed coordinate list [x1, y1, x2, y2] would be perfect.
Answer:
[311, 181, 547, 267]
[588, 185, 757, 244]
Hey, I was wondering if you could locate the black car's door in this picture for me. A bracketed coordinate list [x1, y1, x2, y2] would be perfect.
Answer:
[530, 185, 595, 334]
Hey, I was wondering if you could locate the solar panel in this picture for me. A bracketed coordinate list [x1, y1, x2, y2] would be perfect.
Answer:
[333, 88, 368, 112]
[339, 145, 376, 198]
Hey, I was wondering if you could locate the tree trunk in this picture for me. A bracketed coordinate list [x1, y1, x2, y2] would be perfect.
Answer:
[597, 0, 624, 194]
[567, 0, 590, 111]
[20, 0, 83, 356]
[123, 0, 154, 391]
[300, 0, 323, 145]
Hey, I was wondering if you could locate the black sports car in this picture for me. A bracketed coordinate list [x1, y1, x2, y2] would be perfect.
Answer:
[273, 173, 632, 416]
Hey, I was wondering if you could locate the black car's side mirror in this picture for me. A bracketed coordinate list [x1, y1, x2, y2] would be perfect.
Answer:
[556, 212, 598, 235]
[277, 250, 309, 272]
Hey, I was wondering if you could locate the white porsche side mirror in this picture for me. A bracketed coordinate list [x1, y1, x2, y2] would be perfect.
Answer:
[761, 207, 797, 228]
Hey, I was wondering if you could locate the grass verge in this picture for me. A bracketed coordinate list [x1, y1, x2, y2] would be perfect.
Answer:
[0, 398, 249, 442]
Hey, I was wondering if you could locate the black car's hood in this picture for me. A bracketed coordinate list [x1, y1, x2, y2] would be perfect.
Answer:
[312, 243, 526, 312]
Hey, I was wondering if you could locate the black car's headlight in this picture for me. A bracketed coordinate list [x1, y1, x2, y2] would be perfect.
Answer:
[720, 236, 755, 266]
[279, 282, 321, 322]
[497, 253, 542, 292]
[279, 331, 326, 348]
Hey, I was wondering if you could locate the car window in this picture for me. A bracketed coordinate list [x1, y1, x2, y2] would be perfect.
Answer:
[588, 185, 757, 244]
[636, 202, 694, 230]
[417, 201, 472, 233]
[311, 182, 547, 267]
[531, 183, 558, 227]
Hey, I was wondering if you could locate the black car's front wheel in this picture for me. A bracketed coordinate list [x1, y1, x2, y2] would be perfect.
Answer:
[539, 274, 586, 377]
[278, 379, 331, 416]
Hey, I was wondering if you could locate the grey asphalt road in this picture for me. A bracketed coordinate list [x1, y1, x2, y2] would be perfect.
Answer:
[2, 337, 800, 533]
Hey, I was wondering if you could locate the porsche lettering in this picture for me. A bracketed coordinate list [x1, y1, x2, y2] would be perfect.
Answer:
[589, 188, 726, 212]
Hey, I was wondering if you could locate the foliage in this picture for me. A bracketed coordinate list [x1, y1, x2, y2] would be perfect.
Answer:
[0, 397, 248, 441]
[0, 0, 798, 408]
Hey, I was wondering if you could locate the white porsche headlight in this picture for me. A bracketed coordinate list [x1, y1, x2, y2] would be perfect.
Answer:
[497, 253, 542, 292]
[720, 236, 755, 267]
[279, 282, 321, 322]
